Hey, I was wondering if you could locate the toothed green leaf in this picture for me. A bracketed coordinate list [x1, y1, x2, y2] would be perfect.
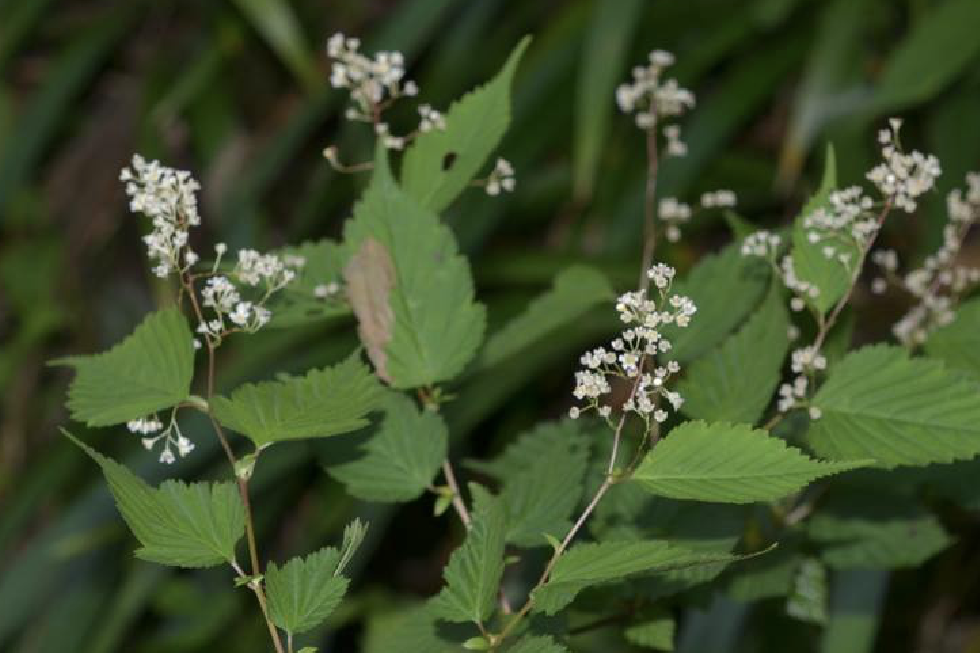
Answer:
[328, 393, 447, 502]
[633, 421, 867, 503]
[430, 486, 506, 624]
[401, 38, 530, 212]
[344, 146, 485, 388]
[211, 352, 383, 447]
[531, 540, 738, 615]
[54, 308, 194, 426]
[679, 285, 790, 425]
[63, 431, 244, 568]
[807, 344, 980, 467]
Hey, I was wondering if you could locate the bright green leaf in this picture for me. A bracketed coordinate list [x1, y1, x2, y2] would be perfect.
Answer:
[531, 540, 738, 615]
[430, 486, 506, 625]
[679, 285, 789, 425]
[632, 421, 867, 503]
[344, 146, 485, 388]
[790, 146, 858, 314]
[925, 297, 980, 382]
[480, 266, 614, 369]
[328, 393, 448, 502]
[63, 431, 244, 568]
[265, 548, 349, 635]
[211, 352, 383, 447]
[54, 308, 194, 427]
[401, 37, 530, 212]
[808, 344, 980, 467]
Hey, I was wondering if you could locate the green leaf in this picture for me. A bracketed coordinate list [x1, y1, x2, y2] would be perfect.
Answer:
[624, 611, 675, 650]
[925, 297, 980, 382]
[328, 393, 447, 502]
[211, 352, 383, 447]
[266, 239, 350, 328]
[531, 540, 738, 615]
[54, 308, 194, 427]
[872, 0, 980, 112]
[343, 146, 486, 388]
[401, 37, 530, 212]
[679, 285, 789, 425]
[363, 604, 470, 653]
[430, 486, 506, 625]
[63, 431, 244, 568]
[265, 548, 349, 635]
[506, 635, 569, 653]
[807, 492, 951, 569]
[790, 146, 858, 314]
[480, 266, 614, 369]
[808, 344, 980, 467]
[660, 245, 770, 363]
[477, 421, 590, 547]
[632, 421, 867, 503]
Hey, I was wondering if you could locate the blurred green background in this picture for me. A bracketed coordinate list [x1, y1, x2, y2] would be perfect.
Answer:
[3, 0, 980, 651]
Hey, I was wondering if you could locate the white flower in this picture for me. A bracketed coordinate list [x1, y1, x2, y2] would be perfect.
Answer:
[616, 50, 694, 131]
[485, 158, 516, 196]
[121, 155, 202, 278]
[570, 261, 692, 426]
[327, 33, 417, 122]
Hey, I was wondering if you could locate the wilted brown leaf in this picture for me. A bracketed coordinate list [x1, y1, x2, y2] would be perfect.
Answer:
[343, 238, 396, 384]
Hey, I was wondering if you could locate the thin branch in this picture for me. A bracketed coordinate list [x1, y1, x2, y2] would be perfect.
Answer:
[179, 270, 285, 653]
[639, 125, 661, 292]
[442, 459, 472, 529]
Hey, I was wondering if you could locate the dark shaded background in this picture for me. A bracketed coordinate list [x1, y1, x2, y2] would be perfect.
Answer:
[3, 0, 980, 651]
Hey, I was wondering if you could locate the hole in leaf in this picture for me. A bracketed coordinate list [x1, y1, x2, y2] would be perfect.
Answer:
[441, 152, 457, 171]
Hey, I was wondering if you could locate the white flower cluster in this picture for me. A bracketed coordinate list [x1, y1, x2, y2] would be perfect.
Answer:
[195, 246, 303, 345]
[121, 155, 202, 278]
[803, 187, 877, 266]
[328, 33, 416, 118]
[700, 190, 737, 209]
[867, 119, 941, 213]
[658, 198, 691, 243]
[128, 412, 193, 464]
[417, 104, 446, 133]
[741, 230, 782, 259]
[874, 173, 980, 345]
[657, 190, 737, 244]
[616, 50, 694, 152]
[569, 263, 694, 426]
[485, 158, 516, 196]
[776, 347, 827, 417]
[779, 254, 820, 311]
[119, 157, 303, 347]
[314, 281, 341, 298]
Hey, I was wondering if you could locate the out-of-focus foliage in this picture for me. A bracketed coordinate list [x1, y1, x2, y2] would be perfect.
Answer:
[3, 0, 980, 651]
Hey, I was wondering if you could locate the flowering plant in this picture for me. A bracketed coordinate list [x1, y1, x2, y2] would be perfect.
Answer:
[55, 34, 980, 653]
